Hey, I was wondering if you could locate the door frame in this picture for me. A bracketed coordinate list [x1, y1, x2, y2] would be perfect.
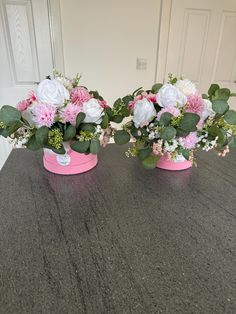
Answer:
[155, 0, 172, 84]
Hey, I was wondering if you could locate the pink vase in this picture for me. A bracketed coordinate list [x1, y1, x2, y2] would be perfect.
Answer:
[43, 148, 98, 175]
[156, 154, 192, 171]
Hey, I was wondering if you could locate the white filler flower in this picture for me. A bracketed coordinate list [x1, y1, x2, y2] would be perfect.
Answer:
[156, 84, 187, 108]
[83, 98, 103, 124]
[37, 79, 70, 107]
[175, 79, 197, 96]
[133, 98, 156, 128]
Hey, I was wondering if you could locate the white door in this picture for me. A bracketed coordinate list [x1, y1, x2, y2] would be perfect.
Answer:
[164, 0, 236, 108]
[0, 0, 54, 169]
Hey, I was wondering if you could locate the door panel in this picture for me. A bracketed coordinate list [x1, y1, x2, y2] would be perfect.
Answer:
[165, 0, 236, 107]
[0, 0, 54, 169]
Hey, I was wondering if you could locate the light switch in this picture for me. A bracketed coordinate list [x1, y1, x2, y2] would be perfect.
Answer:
[136, 58, 147, 70]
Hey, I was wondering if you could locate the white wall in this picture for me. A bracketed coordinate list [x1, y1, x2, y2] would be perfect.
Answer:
[60, 0, 161, 104]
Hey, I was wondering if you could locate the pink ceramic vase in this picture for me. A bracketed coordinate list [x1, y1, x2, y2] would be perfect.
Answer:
[156, 154, 192, 171]
[43, 148, 98, 175]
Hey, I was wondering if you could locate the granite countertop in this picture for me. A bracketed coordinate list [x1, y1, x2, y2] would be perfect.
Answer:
[0, 145, 235, 314]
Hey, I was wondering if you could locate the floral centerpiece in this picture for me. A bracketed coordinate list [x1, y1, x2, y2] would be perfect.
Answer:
[0, 71, 114, 174]
[113, 75, 236, 170]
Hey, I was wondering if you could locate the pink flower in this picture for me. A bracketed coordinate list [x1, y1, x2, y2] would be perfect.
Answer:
[179, 132, 199, 149]
[28, 90, 37, 103]
[70, 87, 91, 105]
[60, 103, 82, 125]
[33, 103, 56, 127]
[98, 99, 109, 109]
[17, 100, 31, 112]
[157, 107, 180, 120]
[186, 94, 203, 114]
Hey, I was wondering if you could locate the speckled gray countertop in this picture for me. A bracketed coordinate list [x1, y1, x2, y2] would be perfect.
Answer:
[0, 145, 235, 314]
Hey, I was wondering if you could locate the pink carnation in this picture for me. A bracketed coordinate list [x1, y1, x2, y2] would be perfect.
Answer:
[17, 100, 31, 112]
[60, 103, 82, 125]
[179, 132, 199, 149]
[186, 94, 203, 114]
[70, 87, 91, 105]
[28, 90, 37, 103]
[157, 107, 180, 120]
[33, 103, 56, 127]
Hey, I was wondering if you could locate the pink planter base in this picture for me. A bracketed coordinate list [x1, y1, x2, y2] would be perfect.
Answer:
[43, 149, 98, 175]
[156, 155, 192, 171]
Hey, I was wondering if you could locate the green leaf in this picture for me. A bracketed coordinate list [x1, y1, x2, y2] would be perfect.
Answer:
[137, 146, 152, 160]
[76, 112, 86, 128]
[152, 83, 163, 94]
[179, 113, 200, 132]
[208, 126, 227, 145]
[214, 88, 231, 101]
[106, 107, 113, 119]
[112, 115, 123, 123]
[229, 135, 236, 148]
[26, 135, 42, 151]
[224, 110, 236, 125]
[122, 95, 133, 105]
[208, 84, 220, 97]
[202, 94, 208, 99]
[132, 87, 143, 97]
[160, 126, 176, 141]
[71, 140, 90, 153]
[52, 146, 66, 154]
[0, 105, 21, 124]
[142, 155, 160, 169]
[63, 125, 76, 141]
[35, 126, 49, 145]
[114, 130, 130, 145]
[101, 113, 109, 129]
[1, 120, 23, 137]
[80, 123, 96, 133]
[212, 100, 229, 114]
[230, 93, 236, 97]
[90, 138, 100, 154]
[159, 112, 173, 126]
[113, 98, 122, 108]
[181, 149, 190, 160]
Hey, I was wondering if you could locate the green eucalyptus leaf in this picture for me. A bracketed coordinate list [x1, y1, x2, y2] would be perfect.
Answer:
[160, 126, 176, 141]
[52, 146, 66, 154]
[80, 123, 96, 133]
[208, 84, 220, 97]
[106, 107, 113, 119]
[90, 138, 100, 154]
[137, 146, 152, 160]
[63, 125, 76, 141]
[152, 83, 163, 94]
[122, 95, 133, 105]
[202, 94, 208, 99]
[0, 105, 21, 124]
[159, 112, 173, 126]
[26, 135, 42, 151]
[35, 126, 49, 145]
[76, 112, 86, 128]
[112, 115, 123, 123]
[179, 113, 200, 132]
[230, 93, 236, 97]
[212, 100, 229, 114]
[181, 149, 190, 160]
[229, 135, 236, 148]
[214, 88, 231, 101]
[142, 155, 160, 169]
[71, 140, 90, 153]
[224, 110, 236, 125]
[208, 126, 227, 145]
[114, 130, 130, 145]
[132, 87, 143, 96]
[101, 113, 109, 129]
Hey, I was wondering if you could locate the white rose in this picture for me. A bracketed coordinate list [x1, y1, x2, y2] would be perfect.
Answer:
[37, 79, 69, 107]
[133, 98, 156, 128]
[175, 79, 197, 96]
[83, 98, 103, 124]
[201, 99, 215, 120]
[156, 84, 187, 108]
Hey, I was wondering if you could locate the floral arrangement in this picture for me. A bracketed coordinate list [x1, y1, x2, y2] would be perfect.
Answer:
[0, 71, 117, 155]
[114, 74, 236, 169]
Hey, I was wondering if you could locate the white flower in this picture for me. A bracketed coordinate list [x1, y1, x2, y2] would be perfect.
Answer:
[201, 99, 215, 119]
[156, 84, 187, 108]
[175, 79, 197, 96]
[83, 98, 103, 124]
[133, 98, 156, 128]
[37, 79, 69, 107]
